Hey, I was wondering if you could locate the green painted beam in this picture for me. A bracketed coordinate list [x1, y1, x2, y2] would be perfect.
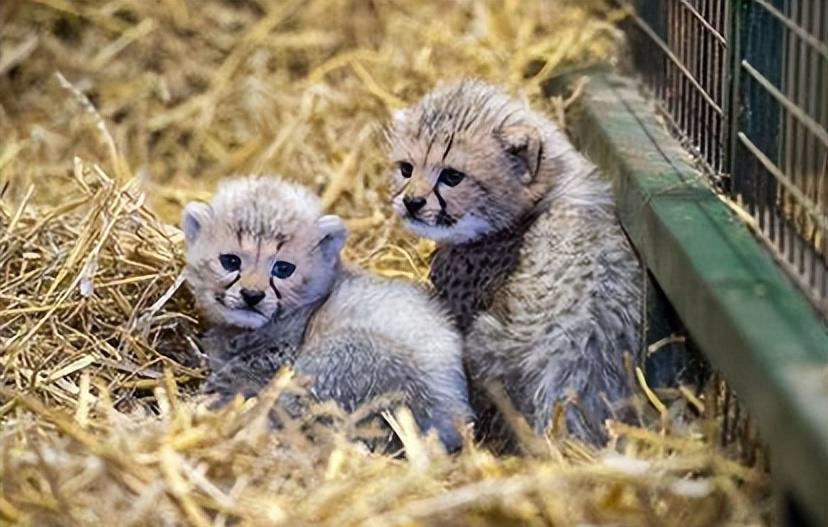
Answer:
[569, 73, 828, 526]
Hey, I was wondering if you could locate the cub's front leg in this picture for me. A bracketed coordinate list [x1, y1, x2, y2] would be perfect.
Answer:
[200, 305, 315, 405]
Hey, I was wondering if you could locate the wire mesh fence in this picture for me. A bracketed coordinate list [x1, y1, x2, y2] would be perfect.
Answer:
[623, 0, 828, 319]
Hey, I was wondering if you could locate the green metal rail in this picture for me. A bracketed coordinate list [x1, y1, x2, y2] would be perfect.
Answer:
[623, 0, 828, 323]
[570, 73, 828, 526]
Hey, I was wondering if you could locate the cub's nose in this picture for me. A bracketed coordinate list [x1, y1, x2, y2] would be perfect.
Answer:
[403, 196, 427, 215]
[240, 288, 265, 307]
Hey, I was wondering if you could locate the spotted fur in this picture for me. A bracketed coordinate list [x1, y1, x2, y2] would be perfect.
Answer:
[183, 176, 472, 449]
[388, 80, 644, 446]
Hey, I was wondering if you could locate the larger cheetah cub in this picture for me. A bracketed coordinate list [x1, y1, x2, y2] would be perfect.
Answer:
[182, 176, 472, 450]
[388, 80, 643, 446]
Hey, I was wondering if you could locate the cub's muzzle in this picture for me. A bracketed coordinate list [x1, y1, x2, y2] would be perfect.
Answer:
[403, 195, 427, 215]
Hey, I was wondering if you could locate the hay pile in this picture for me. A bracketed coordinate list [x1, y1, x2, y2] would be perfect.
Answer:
[1, 1, 769, 525]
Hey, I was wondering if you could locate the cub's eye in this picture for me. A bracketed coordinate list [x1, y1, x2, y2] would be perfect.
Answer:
[271, 260, 296, 279]
[438, 168, 465, 187]
[398, 161, 413, 179]
[219, 254, 241, 272]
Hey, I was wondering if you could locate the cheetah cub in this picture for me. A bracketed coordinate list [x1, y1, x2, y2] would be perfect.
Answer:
[388, 80, 643, 446]
[182, 176, 472, 450]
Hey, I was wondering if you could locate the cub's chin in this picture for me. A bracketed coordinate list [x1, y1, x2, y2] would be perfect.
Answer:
[216, 307, 272, 330]
[402, 213, 492, 245]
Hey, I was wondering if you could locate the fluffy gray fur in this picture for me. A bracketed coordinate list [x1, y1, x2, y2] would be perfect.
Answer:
[184, 176, 472, 450]
[389, 80, 643, 446]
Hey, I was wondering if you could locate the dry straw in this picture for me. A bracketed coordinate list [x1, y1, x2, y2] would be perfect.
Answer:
[1, 1, 769, 525]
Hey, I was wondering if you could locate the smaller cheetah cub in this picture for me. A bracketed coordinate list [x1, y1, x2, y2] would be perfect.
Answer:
[182, 176, 472, 450]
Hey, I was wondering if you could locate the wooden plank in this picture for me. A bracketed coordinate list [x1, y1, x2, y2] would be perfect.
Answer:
[570, 73, 828, 526]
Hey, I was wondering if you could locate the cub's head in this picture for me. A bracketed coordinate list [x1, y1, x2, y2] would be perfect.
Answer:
[388, 79, 551, 244]
[181, 176, 346, 329]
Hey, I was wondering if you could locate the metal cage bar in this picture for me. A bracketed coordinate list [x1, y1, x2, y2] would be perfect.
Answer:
[623, 0, 828, 319]
[626, 0, 731, 176]
[572, 72, 828, 527]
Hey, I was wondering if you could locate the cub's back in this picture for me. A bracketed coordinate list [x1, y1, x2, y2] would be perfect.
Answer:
[306, 268, 461, 372]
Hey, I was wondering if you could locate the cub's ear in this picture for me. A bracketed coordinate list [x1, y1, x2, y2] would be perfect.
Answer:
[391, 108, 408, 128]
[315, 214, 347, 259]
[495, 125, 542, 184]
[181, 201, 212, 244]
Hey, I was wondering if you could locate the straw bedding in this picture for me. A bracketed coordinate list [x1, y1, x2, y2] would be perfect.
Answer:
[1, 1, 769, 525]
